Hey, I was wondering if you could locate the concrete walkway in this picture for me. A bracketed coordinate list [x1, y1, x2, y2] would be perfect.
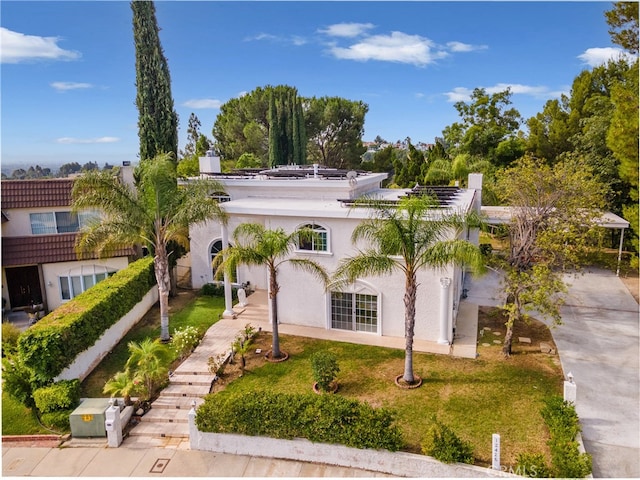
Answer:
[465, 267, 640, 478]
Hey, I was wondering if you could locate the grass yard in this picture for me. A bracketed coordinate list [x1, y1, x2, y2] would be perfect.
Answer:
[1, 391, 51, 435]
[81, 289, 224, 398]
[208, 308, 563, 468]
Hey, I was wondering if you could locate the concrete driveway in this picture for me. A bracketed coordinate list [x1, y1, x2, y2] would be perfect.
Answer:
[466, 267, 639, 478]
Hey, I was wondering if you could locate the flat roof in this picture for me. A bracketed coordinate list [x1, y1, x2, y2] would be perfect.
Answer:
[481, 206, 630, 229]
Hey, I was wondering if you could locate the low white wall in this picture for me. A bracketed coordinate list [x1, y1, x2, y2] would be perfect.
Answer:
[187, 410, 503, 478]
[55, 287, 159, 382]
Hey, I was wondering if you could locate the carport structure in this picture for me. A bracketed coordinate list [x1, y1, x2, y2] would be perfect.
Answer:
[481, 206, 630, 275]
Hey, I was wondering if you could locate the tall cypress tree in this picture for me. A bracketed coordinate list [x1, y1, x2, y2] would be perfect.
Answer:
[267, 86, 306, 167]
[132, 1, 178, 162]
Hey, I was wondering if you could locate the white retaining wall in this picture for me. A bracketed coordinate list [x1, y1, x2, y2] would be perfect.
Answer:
[187, 409, 510, 478]
[55, 287, 159, 382]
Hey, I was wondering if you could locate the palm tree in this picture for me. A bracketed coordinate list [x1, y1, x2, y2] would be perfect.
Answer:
[72, 153, 228, 342]
[334, 196, 485, 385]
[213, 223, 329, 359]
[126, 338, 171, 401]
[103, 370, 135, 406]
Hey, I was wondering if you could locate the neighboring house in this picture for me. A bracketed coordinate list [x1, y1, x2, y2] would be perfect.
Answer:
[187, 155, 483, 347]
[1, 178, 134, 313]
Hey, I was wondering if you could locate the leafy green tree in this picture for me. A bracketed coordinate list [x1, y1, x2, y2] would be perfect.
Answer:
[132, 0, 178, 162]
[235, 152, 263, 169]
[525, 96, 573, 162]
[443, 87, 521, 164]
[495, 155, 607, 356]
[334, 197, 485, 384]
[607, 60, 639, 262]
[213, 224, 329, 359]
[605, 1, 639, 54]
[394, 140, 426, 187]
[126, 338, 171, 401]
[58, 162, 82, 177]
[177, 113, 212, 177]
[305, 96, 368, 169]
[72, 153, 228, 342]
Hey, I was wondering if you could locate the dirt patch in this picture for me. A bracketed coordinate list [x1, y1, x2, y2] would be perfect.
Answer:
[476, 306, 561, 371]
[620, 272, 639, 304]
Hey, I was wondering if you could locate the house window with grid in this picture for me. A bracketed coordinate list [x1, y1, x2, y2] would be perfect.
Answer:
[59, 267, 117, 300]
[30, 210, 99, 235]
[330, 291, 378, 333]
[297, 223, 328, 252]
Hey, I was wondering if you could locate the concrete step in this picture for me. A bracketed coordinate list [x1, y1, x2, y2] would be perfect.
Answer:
[140, 409, 189, 424]
[169, 374, 215, 387]
[150, 396, 205, 410]
[128, 421, 189, 438]
[160, 384, 211, 398]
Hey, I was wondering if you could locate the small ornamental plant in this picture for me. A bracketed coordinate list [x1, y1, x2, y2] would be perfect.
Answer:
[171, 326, 200, 360]
[310, 350, 340, 392]
[208, 353, 227, 377]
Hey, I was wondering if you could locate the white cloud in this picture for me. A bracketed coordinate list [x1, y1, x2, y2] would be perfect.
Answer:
[446, 41, 487, 53]
[577, 47, 636, 67]
[444, 83, 564, 102]
[245, 33, 307, 46]
[318, 23, 375, 38]
[1, 27, 80, 64]
[56, 137, 119, 144]
[182, 99, 222, 109]
[51, 81, 92, 92]
[328, 32, 448, 67]
[245, 33, 277, 42]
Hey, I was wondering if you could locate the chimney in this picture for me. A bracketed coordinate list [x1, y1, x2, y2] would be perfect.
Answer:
[120, 161, 135, 188]
[199, 151, 221, 174]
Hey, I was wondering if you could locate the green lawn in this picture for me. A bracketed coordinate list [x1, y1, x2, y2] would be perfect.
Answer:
[1, 390, 51, 435]
[212, 331, 562, 467]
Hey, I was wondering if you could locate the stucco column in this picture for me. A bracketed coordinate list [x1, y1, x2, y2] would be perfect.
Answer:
[438, 277, 451, 345]
[221, 223, 234, 317]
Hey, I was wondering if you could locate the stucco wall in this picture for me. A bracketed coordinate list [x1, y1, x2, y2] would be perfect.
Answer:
[55, 286, 159, 382]
[189, 213, 460, 343]
[42, 257, 130, 310]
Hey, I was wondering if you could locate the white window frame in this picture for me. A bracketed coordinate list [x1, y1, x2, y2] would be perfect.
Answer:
[326, 281, 381, 335]
[59, 265, 117, 301]
[30, 210, 100, 235]
[295, 222, 331, 255]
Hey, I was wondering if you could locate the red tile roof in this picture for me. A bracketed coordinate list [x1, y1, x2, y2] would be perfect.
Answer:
[1, 179, 75, 209]
[1, 234, 133, 267]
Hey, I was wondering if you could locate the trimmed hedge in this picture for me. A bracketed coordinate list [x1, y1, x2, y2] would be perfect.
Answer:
[17, 256, 156, 382]
[540, 396, 592, 478]
[196, 391, 404, 451]
[33, 379, 81, 413]
[421, 416, 474, 464]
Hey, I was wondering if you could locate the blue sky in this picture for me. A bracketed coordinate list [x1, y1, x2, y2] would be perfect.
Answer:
[1, 1, 632, 169]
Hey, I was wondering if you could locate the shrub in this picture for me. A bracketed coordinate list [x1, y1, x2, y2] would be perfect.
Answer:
[479, 243, 493, 256]
[541, 396, 592, 478]
[201, 283, 238, 300]
[515, 452, 551, 478]
[171, 325, 201, 359]
[2, 355, 38, 408]
[17, 256, 156, 383]
[33, 379, 81, 414]
[2, 323, 22, 358]
[310, 351, 340, 392]
[196, 391, 404, 451]
[208, 353, 228, 377]
[421, 416, 474, 464]
[40, 409, 73, 431]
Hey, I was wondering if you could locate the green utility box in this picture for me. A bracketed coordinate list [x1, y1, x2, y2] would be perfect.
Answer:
[69, 398, 111, 438]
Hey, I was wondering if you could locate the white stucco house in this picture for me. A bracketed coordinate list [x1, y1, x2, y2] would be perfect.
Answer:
[186, 155, 483, 349]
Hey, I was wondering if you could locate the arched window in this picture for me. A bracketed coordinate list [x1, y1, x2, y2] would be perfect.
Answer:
[296, 223, 329, 252]
[210, 239, 236, 283]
